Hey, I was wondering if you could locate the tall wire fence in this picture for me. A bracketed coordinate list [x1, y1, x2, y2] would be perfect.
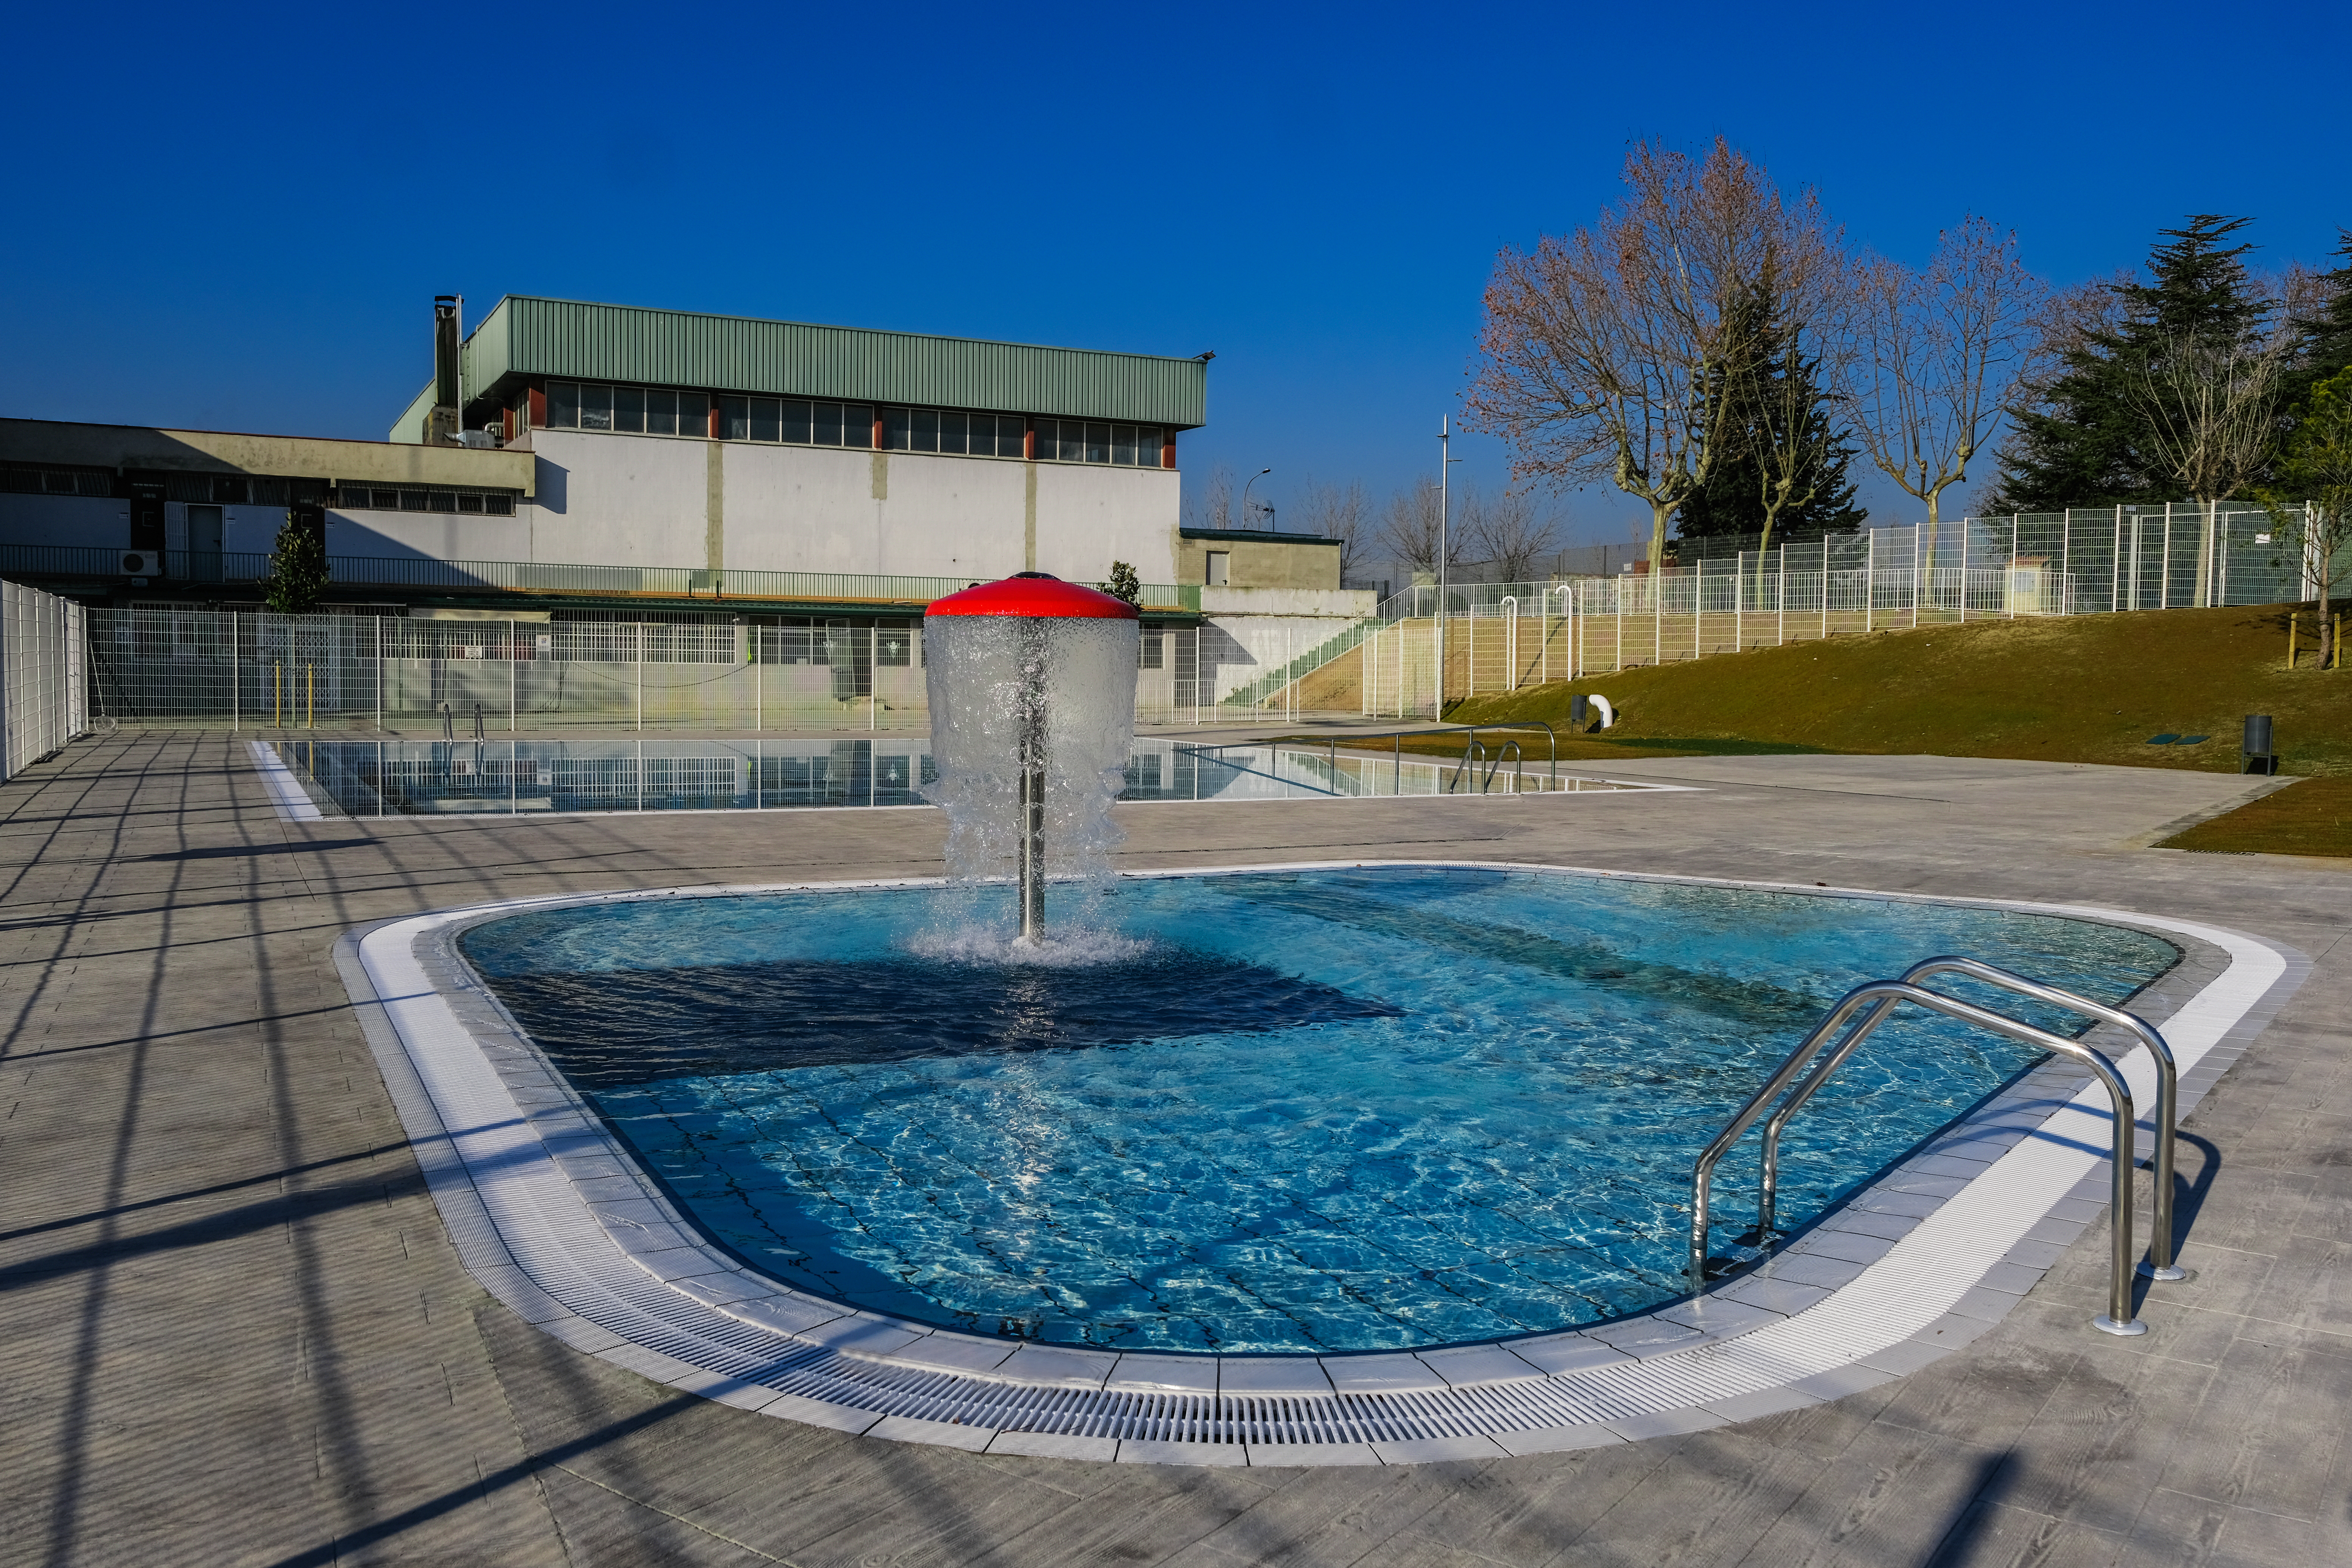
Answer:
[86, 610, 1215, 732]
[2, 579, 88, 780]
[1325, 503, 2334, 719]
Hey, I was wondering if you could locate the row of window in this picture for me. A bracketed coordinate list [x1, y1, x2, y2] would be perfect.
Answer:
[546, 382, 712, 437]
[337, 487, 517, 516]
[716, 396, 877, 449]
[4, 466, 114, 498]
[3, 470, 338, 505]
[541, 381, 1170, 467]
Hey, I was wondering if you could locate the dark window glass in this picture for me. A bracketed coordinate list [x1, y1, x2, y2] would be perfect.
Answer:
[1139, 631, 1163, 669]
[1085, 422, 1111, 464]
[644, 388, 676, 436]
[1028, 418, 1051, 457]
[579, 383, 612, 431]
[1139, 427, 1162, 467]
[939, 410, 967, 456]
[548, 381, 580, 428]
[813, 401, 844, 446]
[781, 400, 813, 443]
[884, 407, 912, 450]
[1113, 424, 1138, 465]
[876, 620, 913, 666]
[430, 492, 459, 513]
[613, 384, 646, 433]
[720, 395, 750, 441]
[401, 490, 431, 511]
[750, 397, 781, 442]
[485, 495, 514, 516]
[912, 407, 939, 452]
[677, 391, 707, 435]
[842, 404, 873, 448]
[457, 493, 484, 514]
[986, 414, 1017, 457]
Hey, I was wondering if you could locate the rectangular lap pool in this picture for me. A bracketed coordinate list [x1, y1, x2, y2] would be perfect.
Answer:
[263, 737, 1657, 817]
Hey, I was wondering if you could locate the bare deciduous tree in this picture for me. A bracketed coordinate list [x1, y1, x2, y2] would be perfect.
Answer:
[1378, 477, 1462, 576]
[1726, 234, 1845, 565]
[1468, 489, 1567, 582]
[1836, 217, 2046, 557]
[1293, 479, 1370, 578]
[2118, 277, 2299, 606]
[1183, 464, 1238, 532]
[1468, 138, 1818, 574]
[2261, 368, 2352, 663]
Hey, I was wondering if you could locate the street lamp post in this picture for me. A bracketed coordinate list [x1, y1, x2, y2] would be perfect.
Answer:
[1241, 467, 1272, 531]
[1436, 423, 1447, 718]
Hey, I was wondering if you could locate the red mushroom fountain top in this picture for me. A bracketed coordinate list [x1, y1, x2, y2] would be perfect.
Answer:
[926, 571, 1139, 620]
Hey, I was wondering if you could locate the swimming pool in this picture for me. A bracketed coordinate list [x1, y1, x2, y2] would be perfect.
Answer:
[456, 865, 2180, 1356]
[257, 736, 1653, 817]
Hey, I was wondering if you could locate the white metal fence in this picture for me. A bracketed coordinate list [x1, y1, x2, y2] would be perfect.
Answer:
[2, 579, 88, 781]
[1330, 503, 2337, 719]
[87, 610, 1215, 732]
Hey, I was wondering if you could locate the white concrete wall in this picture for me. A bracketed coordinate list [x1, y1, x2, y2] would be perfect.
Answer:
[1033, 462, 1180, 583]
[527, 431, 709, 567]
[325, 506, 533, 563]
[1199, 587, 1378, 618]
[0, 494, 132, 549]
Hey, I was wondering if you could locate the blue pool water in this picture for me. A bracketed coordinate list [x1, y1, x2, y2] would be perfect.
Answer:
[459, 868, 2179, 1354]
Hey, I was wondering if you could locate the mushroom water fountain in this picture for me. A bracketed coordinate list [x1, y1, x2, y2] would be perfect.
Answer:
[922, 572, 1140, 947]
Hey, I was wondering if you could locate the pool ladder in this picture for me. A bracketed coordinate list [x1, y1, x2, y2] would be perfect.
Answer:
[1689, 956, 2181, 1336]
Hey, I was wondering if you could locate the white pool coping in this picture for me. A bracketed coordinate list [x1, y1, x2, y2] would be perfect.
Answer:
[336, 863, 2306, 1467]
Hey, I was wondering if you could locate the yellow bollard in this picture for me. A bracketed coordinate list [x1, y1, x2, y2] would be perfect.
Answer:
[273, 664, 282, 727]
[306, 665, 315, 729]
[2287, 612, 2297, 669]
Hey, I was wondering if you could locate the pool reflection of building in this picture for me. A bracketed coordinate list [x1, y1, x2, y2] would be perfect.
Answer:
[272, 737, 1650, 817]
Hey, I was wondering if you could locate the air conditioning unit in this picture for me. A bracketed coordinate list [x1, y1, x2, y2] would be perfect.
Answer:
[119, 550, 162, 577]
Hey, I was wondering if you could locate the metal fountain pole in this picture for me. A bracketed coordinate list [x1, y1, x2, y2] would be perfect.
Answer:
[1017, 617, 1048, 942]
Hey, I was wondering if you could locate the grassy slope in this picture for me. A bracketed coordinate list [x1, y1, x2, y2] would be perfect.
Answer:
[1441, 603, 2352, 779]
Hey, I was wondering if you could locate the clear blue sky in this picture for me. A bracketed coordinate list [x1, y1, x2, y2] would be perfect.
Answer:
[5, 1, 2346, 545]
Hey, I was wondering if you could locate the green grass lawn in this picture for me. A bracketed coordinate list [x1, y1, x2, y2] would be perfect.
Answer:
[1311, 604, 2348, 856]
[1436, 603, 2350, 779]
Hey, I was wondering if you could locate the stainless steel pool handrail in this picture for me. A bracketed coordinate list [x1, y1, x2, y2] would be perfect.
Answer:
[1290, 723, 1561, 792]
[1756, 957, 2181, 1280]
[1687, 978, 2151, 1336]
[1444, 739, 1486, 793]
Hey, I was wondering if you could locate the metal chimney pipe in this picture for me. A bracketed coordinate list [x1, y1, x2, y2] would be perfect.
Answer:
[433, 296, 462, 410]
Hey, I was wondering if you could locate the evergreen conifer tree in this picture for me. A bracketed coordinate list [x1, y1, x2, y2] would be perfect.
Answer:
[2286, 228, 2352, 399]
[262, 509, 329, 615]
[1676, 285, 1864, 549]
[1991, 215, 2274, 511]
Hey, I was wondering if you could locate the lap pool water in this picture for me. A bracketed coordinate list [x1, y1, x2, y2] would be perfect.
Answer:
[458, 867, 2179, 1355]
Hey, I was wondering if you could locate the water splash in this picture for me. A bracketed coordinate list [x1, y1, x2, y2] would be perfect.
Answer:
[920, 613, 1139, 960]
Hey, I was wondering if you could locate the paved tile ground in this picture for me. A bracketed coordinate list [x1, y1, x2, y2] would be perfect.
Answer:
[1, 733, 2346, 1568]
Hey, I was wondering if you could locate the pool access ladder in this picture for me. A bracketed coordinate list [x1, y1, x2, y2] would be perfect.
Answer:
[1690, 956, 2183, 1336]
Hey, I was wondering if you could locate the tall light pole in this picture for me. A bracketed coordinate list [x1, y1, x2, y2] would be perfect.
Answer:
[1437, 421, 1447, 716]
[1241, 467, 1272, 530]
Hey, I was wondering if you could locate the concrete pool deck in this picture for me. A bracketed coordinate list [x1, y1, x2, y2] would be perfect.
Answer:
[2, 734, 2346, 1565]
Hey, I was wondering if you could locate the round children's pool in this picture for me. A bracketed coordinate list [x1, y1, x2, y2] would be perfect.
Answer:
[458, 867, 2178, 1355]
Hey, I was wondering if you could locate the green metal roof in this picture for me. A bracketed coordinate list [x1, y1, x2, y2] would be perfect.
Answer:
[416, 296, 1208, 438]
